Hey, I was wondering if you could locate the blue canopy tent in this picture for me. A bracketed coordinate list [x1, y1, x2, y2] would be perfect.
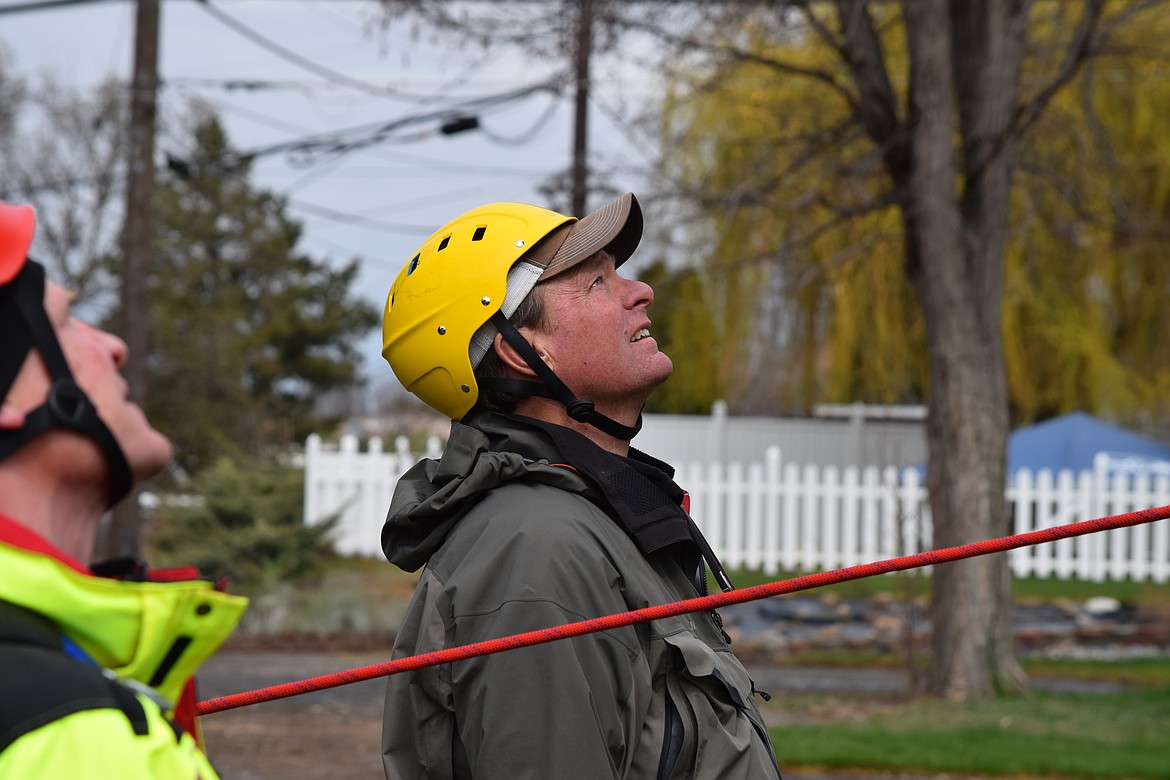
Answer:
[1008, 412, 1170, 476]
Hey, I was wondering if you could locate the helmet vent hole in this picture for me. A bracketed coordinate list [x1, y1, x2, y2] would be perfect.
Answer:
[407, 253, 421, 275]
[472, 226, 487, 241]
[437, 236, 450, 251]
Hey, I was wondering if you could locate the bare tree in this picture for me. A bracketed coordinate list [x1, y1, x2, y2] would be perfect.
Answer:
[634, 0, 1141, 697]
[0, 48, 26, 158]
[825, 0, 1120, 699]
[0, 72, 126, 315]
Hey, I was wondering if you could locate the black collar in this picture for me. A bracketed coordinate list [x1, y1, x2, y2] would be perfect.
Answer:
[472, 412, 735, 591]
[0, 600, 60, 650]
[498, 413, 696, 557]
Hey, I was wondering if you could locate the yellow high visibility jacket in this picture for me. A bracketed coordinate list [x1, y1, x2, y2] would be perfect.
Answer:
[0, 515, 247, 779]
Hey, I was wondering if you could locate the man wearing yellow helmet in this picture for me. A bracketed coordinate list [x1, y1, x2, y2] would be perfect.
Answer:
[380, 194, 780, 779]
[0, 200, 247, 779]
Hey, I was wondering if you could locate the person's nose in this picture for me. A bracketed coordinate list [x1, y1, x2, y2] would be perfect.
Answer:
[101, 329, 129, 368]
[623, 277, 654, 310]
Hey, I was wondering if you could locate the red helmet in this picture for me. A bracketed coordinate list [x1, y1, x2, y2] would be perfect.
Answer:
[0, 201, 36, 285]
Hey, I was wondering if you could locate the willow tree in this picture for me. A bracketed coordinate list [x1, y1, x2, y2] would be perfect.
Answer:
[650, 2, 1170, 427]
[642, 0, 1162, 699]
[650, 11, 927, 413]
[1005, 8, 1170, 428]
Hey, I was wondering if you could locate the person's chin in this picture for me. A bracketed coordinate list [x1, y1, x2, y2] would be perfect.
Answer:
[649, 352, 674, 384]
[129, 432, 174, 481]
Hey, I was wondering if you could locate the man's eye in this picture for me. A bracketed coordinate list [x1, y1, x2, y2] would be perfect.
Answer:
[591, 276, 603, 287]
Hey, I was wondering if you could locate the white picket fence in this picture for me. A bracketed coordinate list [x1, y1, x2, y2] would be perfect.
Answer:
[303, 433, 444, 558]
[304, 435, 1170, 582]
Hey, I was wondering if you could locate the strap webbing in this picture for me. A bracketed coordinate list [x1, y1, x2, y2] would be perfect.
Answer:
[481, 310, 643, 441]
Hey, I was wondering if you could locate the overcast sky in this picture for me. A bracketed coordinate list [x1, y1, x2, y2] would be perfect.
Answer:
[0, 0, 658, 386]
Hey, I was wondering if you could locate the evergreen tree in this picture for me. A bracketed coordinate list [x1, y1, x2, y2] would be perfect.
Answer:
[146, 116, 379, 473]
[148, 455, 336, 592]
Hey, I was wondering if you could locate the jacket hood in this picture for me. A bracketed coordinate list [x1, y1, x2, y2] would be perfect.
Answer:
[381, 413, 590, 572]
[382, 412, 710, 576]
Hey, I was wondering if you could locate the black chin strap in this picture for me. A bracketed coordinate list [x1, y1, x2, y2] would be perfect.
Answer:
[481, 311, 643, 441]
[0, 261, 133, 508]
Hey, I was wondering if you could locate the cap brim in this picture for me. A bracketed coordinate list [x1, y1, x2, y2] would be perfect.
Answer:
[0, 203, 36, 285]
[529, 193, 643, 280]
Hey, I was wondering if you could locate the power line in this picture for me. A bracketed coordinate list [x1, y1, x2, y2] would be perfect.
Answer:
[285, 197, 435, 236]
[0, 0, 118, 15]
[10, 86, 559, 199]
[193, 0, 433, 101]
[178, 82, 563, 177]
[474, 88, 562, 146]
[221, 81, 561, 167]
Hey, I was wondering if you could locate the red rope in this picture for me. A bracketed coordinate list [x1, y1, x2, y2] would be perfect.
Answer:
[197, 503, 1170, 716]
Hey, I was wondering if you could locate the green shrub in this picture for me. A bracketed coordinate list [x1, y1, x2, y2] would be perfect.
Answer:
[147, 456, 337, 593]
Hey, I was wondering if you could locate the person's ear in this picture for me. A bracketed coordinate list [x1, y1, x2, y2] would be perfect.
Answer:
[0, 404, 25, 430]
[492, 331, 544, 377]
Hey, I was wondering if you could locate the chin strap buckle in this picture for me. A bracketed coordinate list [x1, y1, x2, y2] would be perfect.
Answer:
[47, 378, 92, 427]
[566, 400, 595, 423]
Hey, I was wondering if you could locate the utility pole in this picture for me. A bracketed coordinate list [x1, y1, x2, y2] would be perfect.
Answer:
[100, 0, 160, 560]
[570, 0, 593, 217]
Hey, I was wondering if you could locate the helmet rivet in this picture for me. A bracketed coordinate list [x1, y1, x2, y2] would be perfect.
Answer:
[514, 240, 525, 248]
[481, 296, 491, 306]
[437, 326, 446, 335]
[461, 384, 471, 393]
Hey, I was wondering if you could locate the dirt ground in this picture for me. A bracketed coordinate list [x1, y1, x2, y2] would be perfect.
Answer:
[196, 647, 883, 780]
[194, 647, 965, 780]
[200, 649, 390, 780]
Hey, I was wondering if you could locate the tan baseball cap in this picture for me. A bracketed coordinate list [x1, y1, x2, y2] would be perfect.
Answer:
[524, 192, 643, 280]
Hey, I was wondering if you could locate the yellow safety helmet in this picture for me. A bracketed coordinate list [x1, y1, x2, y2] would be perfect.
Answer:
[382, 193, 641, 422]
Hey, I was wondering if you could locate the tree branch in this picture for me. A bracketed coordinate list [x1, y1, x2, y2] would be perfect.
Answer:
[829, 0, 903, 153]
[791, 0, 849, 61]
[616, 13, 860, 110]
[1010, 0, 1105, 144]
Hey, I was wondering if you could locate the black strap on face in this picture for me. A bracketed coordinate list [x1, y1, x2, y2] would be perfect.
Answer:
[480, 310, 643, 441]
[0, 260, 133, 508]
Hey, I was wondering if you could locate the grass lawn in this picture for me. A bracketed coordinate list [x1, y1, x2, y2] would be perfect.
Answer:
[1025, 656, 1170, 687]
[728, 566, 1170, 778]
[723, 567, 1170, 607]
[767, 687, 1170, 779]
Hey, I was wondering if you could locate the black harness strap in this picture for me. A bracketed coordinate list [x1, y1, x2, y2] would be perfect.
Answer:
[480, 310, 643, 441]
[0, 601, 155, 751]
[0, 261, 131, 506]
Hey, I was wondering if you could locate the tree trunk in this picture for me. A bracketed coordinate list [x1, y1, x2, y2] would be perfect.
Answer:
[950, 0, 1031, 695]
[901, 0, 1028, 698]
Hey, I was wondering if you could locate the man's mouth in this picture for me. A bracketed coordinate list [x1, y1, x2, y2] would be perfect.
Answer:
[630, 328, 651, 343]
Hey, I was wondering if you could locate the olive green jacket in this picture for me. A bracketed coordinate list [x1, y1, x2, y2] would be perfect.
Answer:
[381, 413, 780, 779]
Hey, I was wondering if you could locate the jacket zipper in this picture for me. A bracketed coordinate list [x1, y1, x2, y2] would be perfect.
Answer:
[656, 681, 685, 780]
